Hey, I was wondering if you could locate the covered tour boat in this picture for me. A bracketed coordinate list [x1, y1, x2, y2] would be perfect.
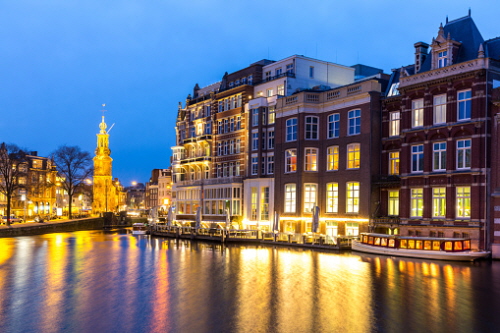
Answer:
[132, 223, 147, 235]
[352, 233, 490, 261]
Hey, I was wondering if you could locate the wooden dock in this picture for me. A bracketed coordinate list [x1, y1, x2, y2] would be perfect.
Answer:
[151, 225, 353, 251]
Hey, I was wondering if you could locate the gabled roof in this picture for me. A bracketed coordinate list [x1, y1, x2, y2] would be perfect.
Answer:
[418, 15, 484, 73]
[485, 37, 500, 59]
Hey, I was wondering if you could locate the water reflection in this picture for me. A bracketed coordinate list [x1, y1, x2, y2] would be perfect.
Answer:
[0, 230, 499, 333]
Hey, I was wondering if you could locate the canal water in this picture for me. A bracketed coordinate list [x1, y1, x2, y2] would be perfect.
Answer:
[0, 230, 499, 333]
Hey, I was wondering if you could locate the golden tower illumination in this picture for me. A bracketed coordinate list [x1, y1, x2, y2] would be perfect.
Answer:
[92, 105, 117, 214]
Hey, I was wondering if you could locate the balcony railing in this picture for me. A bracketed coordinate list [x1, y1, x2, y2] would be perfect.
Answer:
[265, 72, 296, 82]
[371, 217, 400, 225]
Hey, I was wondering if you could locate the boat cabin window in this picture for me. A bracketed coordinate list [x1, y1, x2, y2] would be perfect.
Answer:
[464, 240, 471, 250]
[400, 239, 407, 249]
[433, 241, 441, 251]
[454, 241, 463, 251]
[415, 240, 423, 250]
[424, 240, 432, 250]
[381, 238, 388, 247]
[368, 237, 374, 245]
[375, 237, 381, 246]
[388, 239, 395, 248]
[445, 241, 453, 251]
[408, 240, 415, 249]
[362, 235, 368, 243]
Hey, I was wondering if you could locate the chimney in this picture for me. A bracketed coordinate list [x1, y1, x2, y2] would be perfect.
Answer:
[414, 42, 429, 73]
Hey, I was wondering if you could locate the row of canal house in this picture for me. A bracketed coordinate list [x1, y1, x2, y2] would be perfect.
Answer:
[171, 13, 500, 257]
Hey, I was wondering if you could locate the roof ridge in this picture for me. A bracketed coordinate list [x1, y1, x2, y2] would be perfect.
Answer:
[485, 36, 500, 43]
[445, 15, 472, 26]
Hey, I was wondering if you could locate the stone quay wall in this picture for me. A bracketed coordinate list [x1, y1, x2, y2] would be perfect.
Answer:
[0, 218, 104, 238]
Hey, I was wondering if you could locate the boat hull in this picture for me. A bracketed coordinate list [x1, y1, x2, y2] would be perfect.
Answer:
[352, 240, 490, 261]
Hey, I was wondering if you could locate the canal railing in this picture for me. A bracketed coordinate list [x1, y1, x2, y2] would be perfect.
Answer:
[151, 225, 353, 250]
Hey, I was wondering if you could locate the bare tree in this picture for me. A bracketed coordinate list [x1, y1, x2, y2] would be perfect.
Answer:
[51, 145, 92, 219]
[0, 143, 26, 226]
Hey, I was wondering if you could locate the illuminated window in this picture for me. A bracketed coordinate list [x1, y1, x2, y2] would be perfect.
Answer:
[346, 182, 360, 213]
[277, 85, 284, 96]
[432, 187, 446, 217]
[327, 146, 339, 171]
[268, 106, 275, 124]
[304, 148, 318, 171]
[434, 94, 446, 124]
[412, 99, 424, 127]
[347, 143, 360, 169]
[285, 149, 297, 173]
[457, 90, 471, 120]
[389, 111, 400, 137]
[305, 116, 319, 140]
[303, 184, 317, 212]
[267, 88, 274, 97]
[410, 188, 423, 217]
[284, 184, 296, 213]
[346, 222, 359, 236]
[348, 109, 361, 135]
[457, 139, 471, 169]
[326, 183, 338, 213]
[261, 187, 269, 220]
[411, 145, 424, 173]
[327, 113, 340, 138]
[433, 142, 446, 171]
[437, 50, 448, 68]
[286, 118, 298, 142]
[388, 190, 399, 216]
[456, 186, 471, 219]
[389, 151, 399, 175]
[251, 187, 258, 220]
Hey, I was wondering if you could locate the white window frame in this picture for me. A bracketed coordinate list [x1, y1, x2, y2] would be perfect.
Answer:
[303, 184, 317, 213]
[412, 99, 424, 128]
[433, 94, 446, 125]
[389, 151, 399, 175]
[457, 139, 471, 170]
[327, 113, 340, 139]
[327, 146, 339, 171]
[326, 183, 338, 213]
[456, 186, 471, 219]
[286, 118, 298, 142]
[388, 190, 399, 216]
[285, 149, 297, 173]
[305, 116, 319, 140]
[411, 144, 424, 173]
[284, 184, 296, 213]
[347, 143, 360, 169]
[348, 109, 361, 135]
[304, 148, 318, 172]
[457, 89, 472, 121]
[346, 182, 360, 213]
[433, 142, 446, 171]
[410, 188, 423, 217]
[389, 111, 400, 137]
[432, 187, 446, 218]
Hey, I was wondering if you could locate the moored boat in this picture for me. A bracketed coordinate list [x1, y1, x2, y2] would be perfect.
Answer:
[352, 233, 490, 261]
[132, 223, 147, 235]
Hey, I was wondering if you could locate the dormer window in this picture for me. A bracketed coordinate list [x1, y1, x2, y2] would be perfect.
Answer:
[437, 50, 448, 68]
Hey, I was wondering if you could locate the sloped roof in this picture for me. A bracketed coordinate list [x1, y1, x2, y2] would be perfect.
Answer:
[485, 37, 500, 59]
[418, 15, 484, 73]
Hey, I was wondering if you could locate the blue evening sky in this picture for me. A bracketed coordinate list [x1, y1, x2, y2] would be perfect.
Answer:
[1, 1, 498, 185]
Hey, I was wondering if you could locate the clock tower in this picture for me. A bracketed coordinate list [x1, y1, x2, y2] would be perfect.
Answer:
[92, 108, 115, 214]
